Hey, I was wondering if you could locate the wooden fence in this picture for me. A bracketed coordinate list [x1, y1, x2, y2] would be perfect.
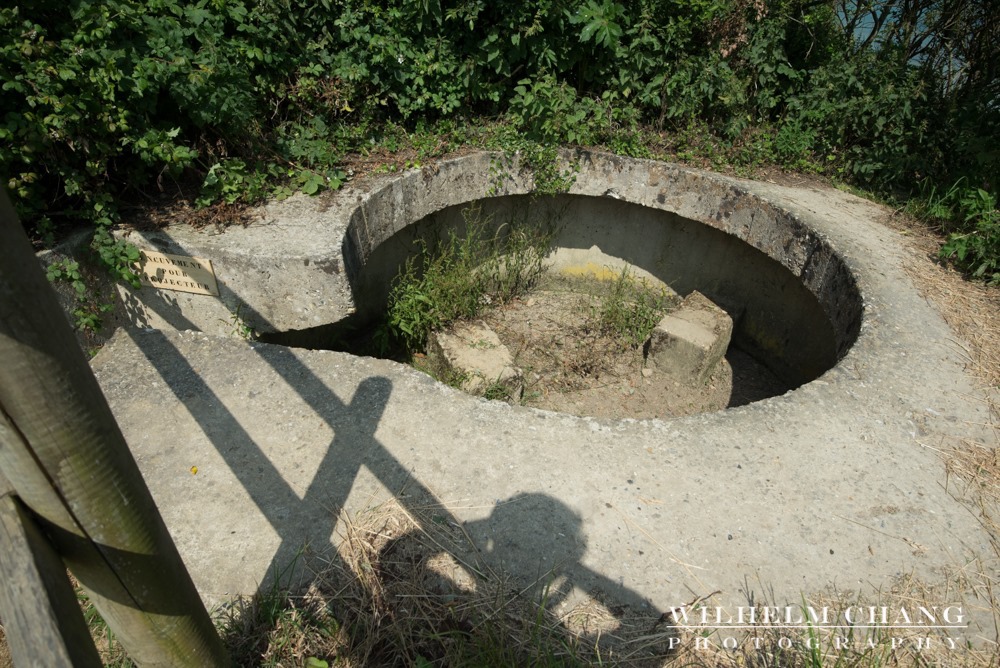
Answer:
[0, 189, 227, 666]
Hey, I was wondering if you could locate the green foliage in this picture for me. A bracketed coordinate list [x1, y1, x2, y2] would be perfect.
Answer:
[223, 305, 257, 340]
[3, 0, 996, 291]
[0, 0, 345, 237]
[481, 378, 517, 402]
[46, 240, 128, 334]
[45, 258, 111, 333]
[509, 73, 590, 144]
[46, 259, 86, 301]
[386, 231, 482, 353]
[385, 204, 553, 353]
[196, 159, 267, 208]
[2, 1, 249, 225]
[937, 186, 1000, 285]
[484, 131, 581, 198]
[91, 227, 141, 288]
[570, 0, 626, 49]
[594, 266, 674, 349]
[783, 52, 931, 187]
[773, 119, 816, 168]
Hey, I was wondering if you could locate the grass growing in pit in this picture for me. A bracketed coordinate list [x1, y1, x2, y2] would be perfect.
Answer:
[370, 202, 677, 403]
[591, 266, 675, 350]
[382, 202, 555, 355]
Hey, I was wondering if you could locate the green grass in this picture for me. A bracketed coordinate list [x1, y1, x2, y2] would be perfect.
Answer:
[75, 587, 134, 667]
[592, 265, 676, 350]
[480, 376, 519, 402]
[383, 202, 555, 354]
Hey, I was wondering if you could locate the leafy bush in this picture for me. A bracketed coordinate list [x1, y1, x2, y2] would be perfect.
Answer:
[1, 1, 349, 235]
[385, 204, 553, 353]
[938, 187, 1000, 285]
[1, 2, 257, 226]
[2, 0, 996, 288]
[509, 74, 594, 144]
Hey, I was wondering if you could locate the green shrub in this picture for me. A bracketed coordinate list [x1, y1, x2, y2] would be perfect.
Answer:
[2, 0, 996, 295]
[1, 2, 260, 228]
[595, 266, 675, 349]
[938, 186, 1000, 285]
[385, 204, 553, 353]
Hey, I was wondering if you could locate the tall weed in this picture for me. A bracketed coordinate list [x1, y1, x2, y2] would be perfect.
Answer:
[385, 204, 554, 353]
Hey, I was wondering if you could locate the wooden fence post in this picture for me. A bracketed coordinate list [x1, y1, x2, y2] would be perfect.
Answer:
[0, 472, 102, 667]
[0, 189, 228, 666]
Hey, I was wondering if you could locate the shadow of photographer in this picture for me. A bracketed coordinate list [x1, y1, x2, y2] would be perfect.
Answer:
[360, 491, 678, 665]
[114, 263, 678, 664]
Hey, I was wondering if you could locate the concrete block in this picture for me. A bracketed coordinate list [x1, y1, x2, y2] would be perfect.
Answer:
[428, 321, 523, 400]
[645, 291, 733, 385]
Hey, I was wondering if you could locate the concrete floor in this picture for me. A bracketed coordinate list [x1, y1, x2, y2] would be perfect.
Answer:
[91, 152, 998, 646]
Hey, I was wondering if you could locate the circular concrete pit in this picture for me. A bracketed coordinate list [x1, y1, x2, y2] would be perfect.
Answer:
[334, 190, 862, 410]
[96, 151, 997, 642]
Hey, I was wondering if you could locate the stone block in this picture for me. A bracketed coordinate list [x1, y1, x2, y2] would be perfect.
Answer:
[428, 321, 523, 400]
[645, 291, 733, 385]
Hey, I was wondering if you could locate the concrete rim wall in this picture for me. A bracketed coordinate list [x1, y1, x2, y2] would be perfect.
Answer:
[94, 150, 998, 637]
[112, 148, 864, 391]
[343, 150, 864, 384]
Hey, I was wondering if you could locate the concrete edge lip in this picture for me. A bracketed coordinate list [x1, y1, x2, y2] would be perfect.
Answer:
[123, 148, 881, 418]
[91, 151, 997, 640]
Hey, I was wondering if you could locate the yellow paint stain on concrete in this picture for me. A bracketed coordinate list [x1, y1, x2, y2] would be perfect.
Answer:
[556, 263, 621, 281]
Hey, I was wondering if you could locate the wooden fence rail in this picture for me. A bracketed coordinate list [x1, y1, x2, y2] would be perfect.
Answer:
[0, 189, 227, 666]
[0, 471, 102, 667]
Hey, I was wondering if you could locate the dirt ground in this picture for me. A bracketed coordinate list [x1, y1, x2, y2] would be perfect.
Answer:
[474, 277, 790, 420]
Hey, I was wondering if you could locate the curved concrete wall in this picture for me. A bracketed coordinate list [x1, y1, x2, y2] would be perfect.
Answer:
[95, 152, 998, 628]
[344, 151, 862, 386]
[117, 149, 862, 390]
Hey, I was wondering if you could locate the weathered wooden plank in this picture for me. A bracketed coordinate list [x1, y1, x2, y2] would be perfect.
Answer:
[0, 493, 102, 668]
[0, 189, 228, 666]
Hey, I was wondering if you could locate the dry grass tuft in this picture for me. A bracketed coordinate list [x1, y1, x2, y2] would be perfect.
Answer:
[0, 625, 10, 668]
[214, 497, 1000, 667]
[879, 207, 1000, 662]
[885, 208, 999, 506]
[886, 208, 1000, 391]
[219, 499, 676, 667]
[665, 575, 999, 668]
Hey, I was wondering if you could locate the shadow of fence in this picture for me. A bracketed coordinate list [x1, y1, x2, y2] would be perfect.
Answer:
[123, 274, 676, 664]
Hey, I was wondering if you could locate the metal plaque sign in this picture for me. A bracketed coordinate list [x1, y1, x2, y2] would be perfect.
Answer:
[135, 250, 219, 296]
